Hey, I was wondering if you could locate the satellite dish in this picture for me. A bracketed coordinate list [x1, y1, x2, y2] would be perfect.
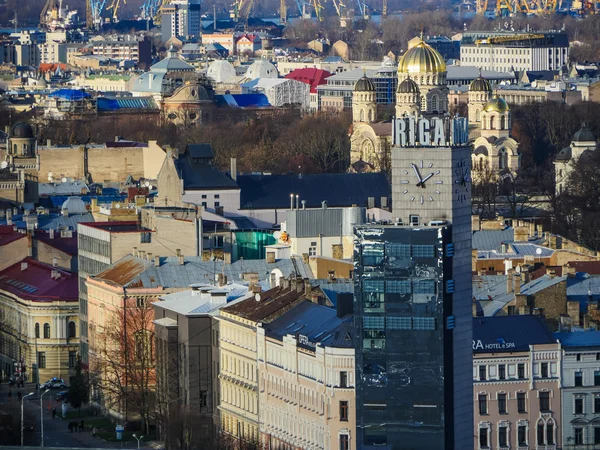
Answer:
[515, 266, 521, 274]
[61, 177, 67, 183]
[273, 231, 281, 240]
[0, 161, 7, 169]
[255, 293, 261, 302]
[536, 248, 542, 255]
[144, 182, 150, 187]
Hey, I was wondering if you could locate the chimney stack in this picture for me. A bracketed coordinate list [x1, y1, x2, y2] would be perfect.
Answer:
[154, 255, 160, 267]
[514, 275, 521, 294]
[49, 228, 55, 239]
[133, 247, 138, 257]
[178, 254, 184, 265]
[507, 269, 514, 293]
[230, 158, 237, 182]
[147, 252, 153, 261]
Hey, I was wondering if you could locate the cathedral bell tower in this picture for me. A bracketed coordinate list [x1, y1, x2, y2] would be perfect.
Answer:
[352, 73, 377, 124]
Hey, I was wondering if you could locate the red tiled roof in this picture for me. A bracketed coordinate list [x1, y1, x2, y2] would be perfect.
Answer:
[0, 225, 26, 247]
[0, 258, 77, 302]
[34, 230, 78, 256]
[38, 63, 68, 73]
[285, 68, 332, 93]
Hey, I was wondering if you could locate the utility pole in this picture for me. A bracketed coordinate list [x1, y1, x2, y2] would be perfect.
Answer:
[40, 389, 50, 447]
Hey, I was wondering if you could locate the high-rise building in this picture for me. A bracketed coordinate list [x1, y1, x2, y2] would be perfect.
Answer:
[353, 37, 473, 450]
[161, 0, 202, 43]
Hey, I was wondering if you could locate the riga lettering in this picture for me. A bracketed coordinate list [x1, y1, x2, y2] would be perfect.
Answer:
[393, 115, 469, 147]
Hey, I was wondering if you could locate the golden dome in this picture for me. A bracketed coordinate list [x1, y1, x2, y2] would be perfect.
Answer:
[398, 38, 447, 75]
[483, 95, 509, 113]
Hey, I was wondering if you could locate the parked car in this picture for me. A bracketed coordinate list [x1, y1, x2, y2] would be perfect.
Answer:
[55, 390, 68, 401]
[40, 378, 66, 389]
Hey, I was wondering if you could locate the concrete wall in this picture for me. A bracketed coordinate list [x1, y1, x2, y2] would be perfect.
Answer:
[37, 141, 165, 183]
[33, 239, 76, 272]
[0, 236, 28, 271]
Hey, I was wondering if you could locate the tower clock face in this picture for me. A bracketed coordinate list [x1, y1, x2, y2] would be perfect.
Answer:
[453, 158, 471, 203]
[399, 159, 443, 206]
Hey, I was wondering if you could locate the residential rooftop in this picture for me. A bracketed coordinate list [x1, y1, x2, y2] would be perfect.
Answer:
[473, 315, 556, 353]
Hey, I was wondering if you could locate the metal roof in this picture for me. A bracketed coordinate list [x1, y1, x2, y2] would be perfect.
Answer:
[472, 274, 514, 317]
[555, 331, 600, 348]
[472, 228, 515, 251]
[93, 254, 312, 289]
[176, 150, 239, 190]
[520, 274, 566, 296]
[473, 316, 556, 353]
[156, 283, 252, 316]
[477, 243, 554, 260]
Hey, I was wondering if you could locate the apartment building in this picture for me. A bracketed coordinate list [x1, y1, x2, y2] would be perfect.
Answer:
[555, 332, 600, 449]
[460, 32, 569, 73]
[0, 258, 78, 382]
[217, 281, 309, 443]
[153, 284, 252, 444]
[161, 0, 202, 43]
[257, 296, 355, 450]
[90, 35, 152, 66]
[77, 207, 201, 363]
[473, 316, 561, 450]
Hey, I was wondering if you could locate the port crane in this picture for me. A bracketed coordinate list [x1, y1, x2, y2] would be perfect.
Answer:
[140, 0, 163, 20]
[477, 0, 558, 14]
[86, 0, 107, 29]
[230, 0, 255, 24]
[106, 0, 126, 21]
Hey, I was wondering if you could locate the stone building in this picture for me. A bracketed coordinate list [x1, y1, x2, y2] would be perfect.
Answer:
[217, 281, 313, 444]
[0, 258, 78, 382]
[473, 316, 561, 450]
[554, 124, 597, 194]
[555, 332, 600, 449]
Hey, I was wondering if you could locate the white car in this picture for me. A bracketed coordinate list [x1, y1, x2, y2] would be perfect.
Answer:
[40, 378, 66, 389]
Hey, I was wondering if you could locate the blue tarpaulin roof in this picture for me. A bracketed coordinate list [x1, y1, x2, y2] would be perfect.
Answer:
[97, 97, 155, 111]
[216, 93, 270, 108]
[49, 89, 90, 101]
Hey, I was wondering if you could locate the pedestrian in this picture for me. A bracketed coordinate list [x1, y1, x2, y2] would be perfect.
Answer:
[80, 419, 84, 432]
[92, 426, 96, 437]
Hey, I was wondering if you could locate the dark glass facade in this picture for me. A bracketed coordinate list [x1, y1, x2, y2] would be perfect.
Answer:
[354, 225, 456, 450]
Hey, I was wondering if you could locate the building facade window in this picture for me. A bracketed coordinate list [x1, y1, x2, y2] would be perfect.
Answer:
[479, 427, 489, 448]
[498, 393, 507, 414]
[518, 425, 527, 446]
[498, 425, 508, 447]
[35, 323, 40, 339]
[595, 427, 600, 444]
[595, 370, 600, 386]
[595, 396, 600, 413]
[540, 392, 550, 411]
[518, 363, 525, 379]
[68, 351, 77, 368]
[68, 321, 76, 338]
[498, 364, 506, 380]
[547, 420, 554, 445]
[43, 323, 50, 339]
[340, 401, 349, 421]
[340, 371, 348, 388]
[575, 427, 584, 445]
[575, 371, 583, 386]
[339, 434, 349, 450]
[479, 365, 487, 381]
[537, 421, 545, 445]
[541, 362, 549, 378]
[575, 397, 584, 414]
[517, 392, 526, 413]
[479, 394, 488, 415]
[38, 352, 46, 369]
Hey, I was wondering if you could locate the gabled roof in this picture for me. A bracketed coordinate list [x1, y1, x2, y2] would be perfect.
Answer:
[520, 274, 566, 296]
[186, 143, 214, 159]
[0, 257, 77, 302]
[221, 285, 305, 323]
[285, 68, 332, 93]
[237, 172, 390, 210]
[473, 316, 556, 353]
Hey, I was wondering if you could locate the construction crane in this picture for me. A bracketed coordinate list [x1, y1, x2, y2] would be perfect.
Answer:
[86, 0, 107, 29]
[331, 0, 352, 25]
[230, 0, 255, 23]
[354, 0, 369, 18]
[41, 0, 60, 25]
[280, 0, 287, 23]
[312, 0, 325, 20]
[106, 0, 126, 21]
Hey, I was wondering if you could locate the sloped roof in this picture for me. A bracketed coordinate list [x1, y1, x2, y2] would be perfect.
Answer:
[93, 255, 312, 289]
[176, 151, 238, 190]
[150, 49, 194, 73]
[237, 172, 390, 210]
[186, 143, 214, 159]
[472, 274, 514, 317]
[214, 93, 271, 108]
[520, 274, 566, 296]
[0, 225, 26, 247]
[0, 257, 77, 302]
[555, 331, 600, 348]
[222, 285, 305, 322]
[473, 315, 556, 353]
[567, 261, 600, 275]
[472, 228, 515, 250]
[285, 68, 332, 93]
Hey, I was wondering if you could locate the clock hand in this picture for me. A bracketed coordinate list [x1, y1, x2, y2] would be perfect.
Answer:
[411, 164, 423, 184]
[421, 173, 434, 183]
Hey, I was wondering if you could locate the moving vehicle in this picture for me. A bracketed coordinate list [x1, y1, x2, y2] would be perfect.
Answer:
[40, 378, 66, 389]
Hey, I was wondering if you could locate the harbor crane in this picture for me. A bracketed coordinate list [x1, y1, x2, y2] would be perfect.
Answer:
[106, 0, 126, 21]
[86, 0, 107, 29]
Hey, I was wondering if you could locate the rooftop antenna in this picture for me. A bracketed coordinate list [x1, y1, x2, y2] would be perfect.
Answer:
[214, 4, 217, 32]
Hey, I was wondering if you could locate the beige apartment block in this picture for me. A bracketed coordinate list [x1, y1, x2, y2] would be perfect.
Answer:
[217, 282, 308, 444]
[256, 298, 355, 450]
[473, 316, 562, 450]
[0, 258, 78, 382]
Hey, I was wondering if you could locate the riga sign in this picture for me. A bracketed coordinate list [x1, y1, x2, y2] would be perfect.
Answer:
[393, 115, 469, 147]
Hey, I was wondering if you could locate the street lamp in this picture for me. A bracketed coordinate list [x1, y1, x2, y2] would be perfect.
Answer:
[132, 433, 144, 449]
[40, 389, 50, 447]
[21, 392, 34, 446]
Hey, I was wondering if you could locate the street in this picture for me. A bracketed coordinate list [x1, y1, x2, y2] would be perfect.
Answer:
[0, 383, 157, 449]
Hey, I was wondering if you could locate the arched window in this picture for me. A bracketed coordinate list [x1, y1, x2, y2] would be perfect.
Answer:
[537, 420, 545, 445]
[431, 95, 438, 112]
[500, 115, 506, 130]
[476, 109, 480, 122]
[68, 321, 76, 338]
[35, 323, 40, 339]
[43, 323, 50, 339]
[490, 116, 496, 129]
[360, 109, 364, 122]
[368, 109, 372, 122]
[546, 419, 555, 445]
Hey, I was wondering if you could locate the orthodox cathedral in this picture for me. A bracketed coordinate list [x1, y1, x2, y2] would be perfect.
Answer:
[349, 36, 520, 180]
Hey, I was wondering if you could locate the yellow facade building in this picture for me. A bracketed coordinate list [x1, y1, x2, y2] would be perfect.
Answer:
[0, 258, 78, 382]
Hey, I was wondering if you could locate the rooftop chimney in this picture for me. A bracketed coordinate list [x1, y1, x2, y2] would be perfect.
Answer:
[21, 262, 28, 271]
[230, 158, 237, 182]
[266, 251, 276, 264]
[52, 256, 57, 267]
[514, 275, 521, 294]
[178, 254, 184, 265]
[62, 208, 69, 217]
[49, 228, 55, 239]
[154, 255, 160, 267]
[147, 252, 153, 261]
[507, 269, 514, 293]
[133, 247, 138, 257]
